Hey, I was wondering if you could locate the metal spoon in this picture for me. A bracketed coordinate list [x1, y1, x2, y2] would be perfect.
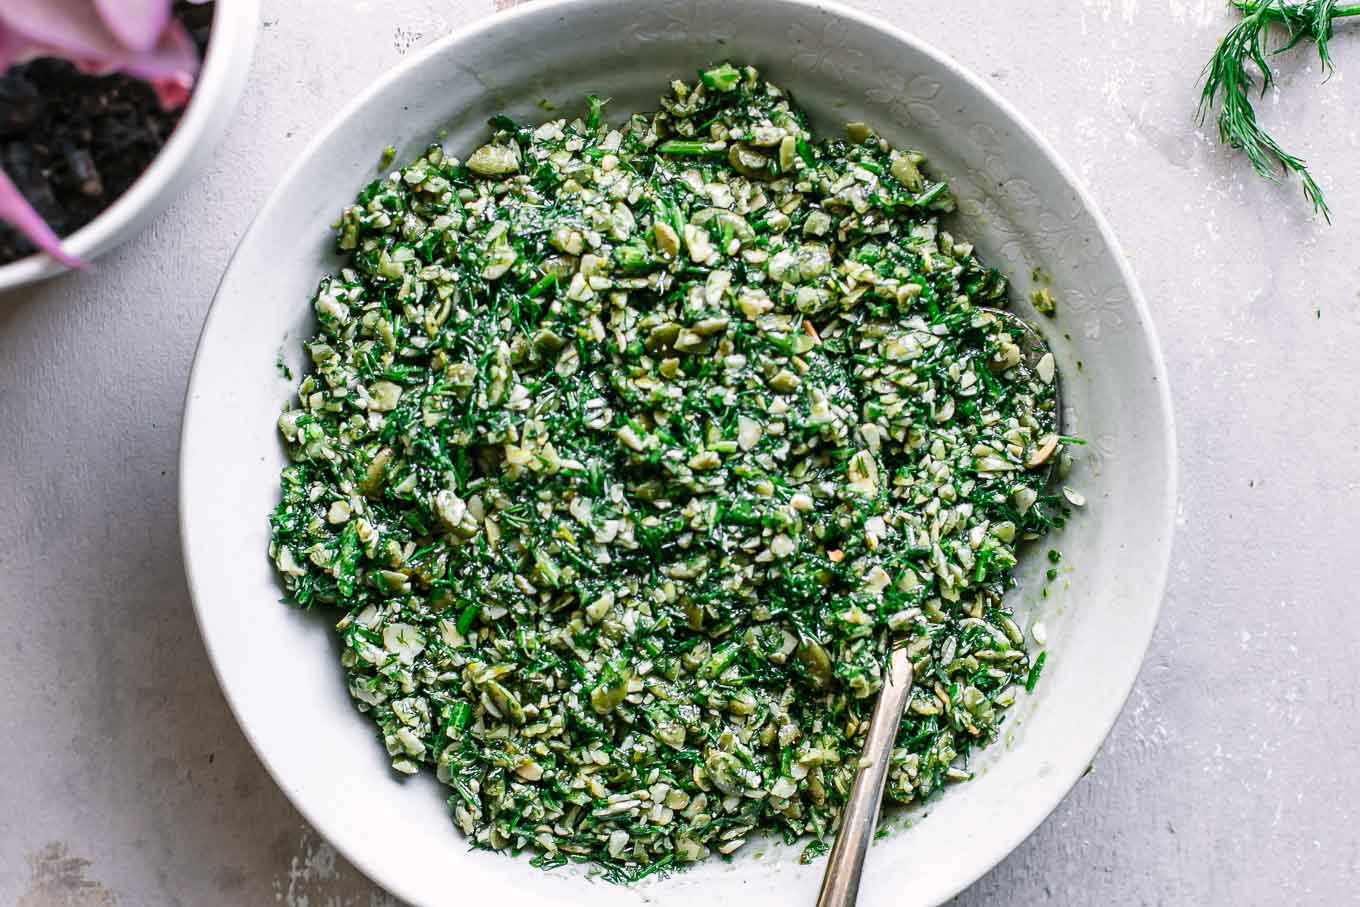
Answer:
[813, 645, 913, 907]
[814, 308, 1059, 907]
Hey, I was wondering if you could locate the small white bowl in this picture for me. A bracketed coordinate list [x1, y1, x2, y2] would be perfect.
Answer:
[0, 0, 260, 291]
[181, 2, 1177, 904]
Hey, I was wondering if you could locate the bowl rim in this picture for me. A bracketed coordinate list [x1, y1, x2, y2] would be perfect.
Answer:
[0, 0, 261, 291]
[179, 1, 1178, 902]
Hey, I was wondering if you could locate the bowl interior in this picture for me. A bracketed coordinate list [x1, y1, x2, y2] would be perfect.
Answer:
[181, 2, 1175, 905]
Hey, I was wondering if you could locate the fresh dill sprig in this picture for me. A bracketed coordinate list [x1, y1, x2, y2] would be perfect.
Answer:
[1198, 0, 1360, 222]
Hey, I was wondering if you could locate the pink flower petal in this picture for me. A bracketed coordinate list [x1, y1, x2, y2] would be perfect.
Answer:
[108, 18, 198, 108]
[0, 0, 122, 60]
[0, 18, 33, 71]
[95, 0, 172, 53]
[150, 67, 193, 108]
[0, 2, 200, 108]
[0, 169, 85, 268]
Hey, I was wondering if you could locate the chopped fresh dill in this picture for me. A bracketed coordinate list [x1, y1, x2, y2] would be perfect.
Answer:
[1199, 0, 1360, 221]
[267, 62, 1066, 880]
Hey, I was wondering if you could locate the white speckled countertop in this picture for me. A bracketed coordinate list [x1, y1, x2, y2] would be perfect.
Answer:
[2, 1, 1357, 903]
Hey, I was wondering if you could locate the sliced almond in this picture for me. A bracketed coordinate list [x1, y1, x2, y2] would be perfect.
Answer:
[1027, 434, 1059, 468]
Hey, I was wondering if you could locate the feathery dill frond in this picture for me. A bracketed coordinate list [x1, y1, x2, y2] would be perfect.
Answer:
[1199, 0, 1360, 221]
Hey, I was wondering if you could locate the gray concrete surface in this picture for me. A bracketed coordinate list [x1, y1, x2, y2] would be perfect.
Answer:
[2, 1, 1358, 903]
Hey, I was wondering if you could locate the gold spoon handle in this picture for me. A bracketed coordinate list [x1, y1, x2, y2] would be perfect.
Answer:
[815, 645, 915, 907]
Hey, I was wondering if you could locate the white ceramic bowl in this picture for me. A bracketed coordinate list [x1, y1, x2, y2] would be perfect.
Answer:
[181, 2, 1176, 904]
[0, 0, 260, 291]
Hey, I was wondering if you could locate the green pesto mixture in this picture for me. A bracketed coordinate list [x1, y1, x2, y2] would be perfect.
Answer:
[269, 64, 1064, 880]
